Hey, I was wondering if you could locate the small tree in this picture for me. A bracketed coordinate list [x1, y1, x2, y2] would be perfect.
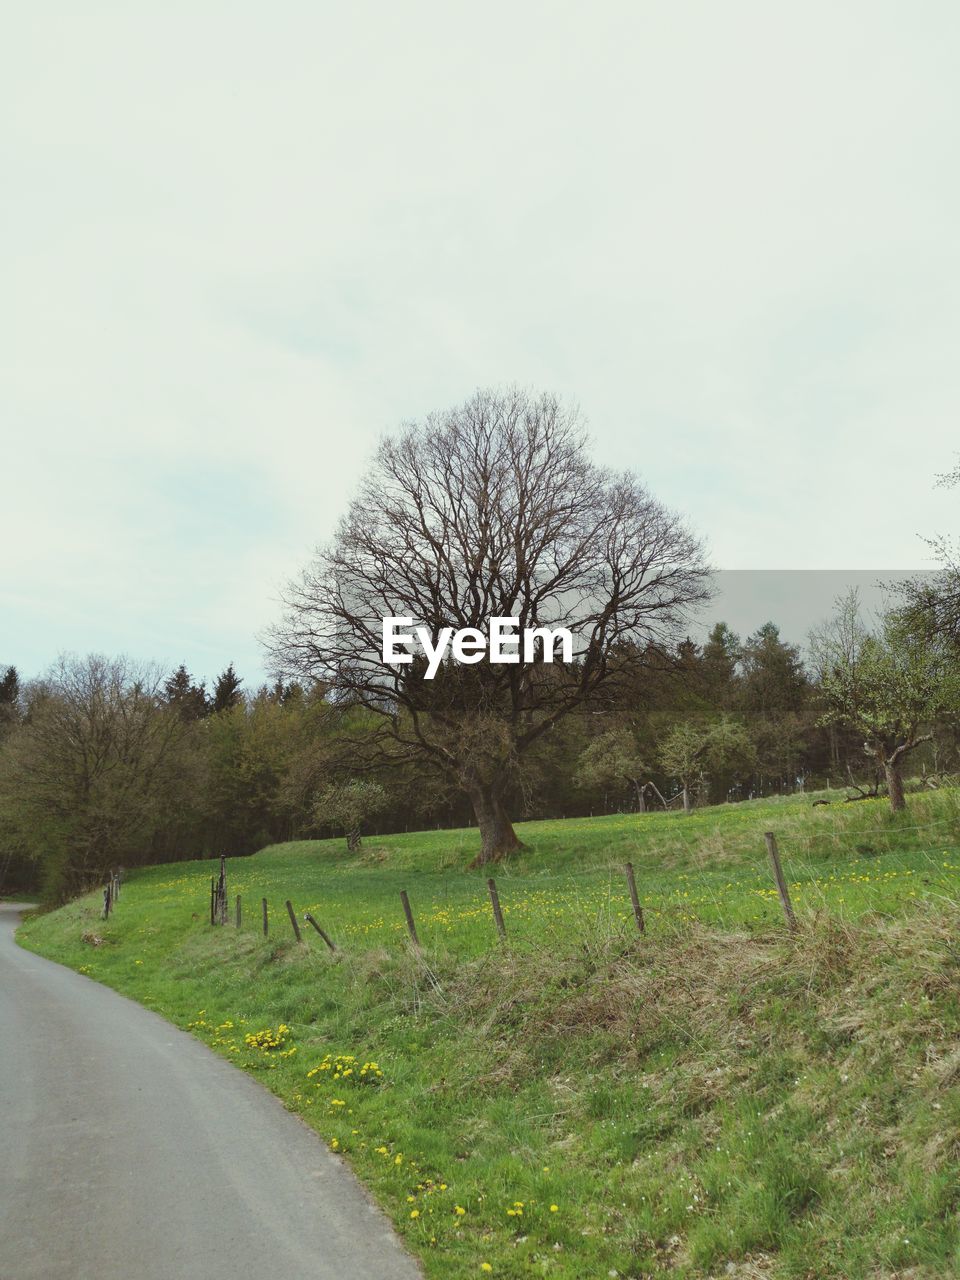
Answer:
[314, 779, 389, 851]
[658, 717, 754, 813]
[575, 727, 650, 810]
[811, 593, 957, 812]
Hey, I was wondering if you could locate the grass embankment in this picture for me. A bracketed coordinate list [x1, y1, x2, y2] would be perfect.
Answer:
[18, 789, 960, 1278]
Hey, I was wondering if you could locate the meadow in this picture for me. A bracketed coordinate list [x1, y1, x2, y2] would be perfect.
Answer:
[18, 787, 960, 1279]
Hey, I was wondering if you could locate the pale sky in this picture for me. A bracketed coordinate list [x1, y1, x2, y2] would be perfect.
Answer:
[3, 3, 958, 686]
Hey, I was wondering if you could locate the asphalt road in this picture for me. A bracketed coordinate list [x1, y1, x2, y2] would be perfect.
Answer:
[0, 902, 422, 1280]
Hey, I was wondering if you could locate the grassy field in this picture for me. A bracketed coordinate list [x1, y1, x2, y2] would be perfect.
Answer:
[18, 788, 960, 1279]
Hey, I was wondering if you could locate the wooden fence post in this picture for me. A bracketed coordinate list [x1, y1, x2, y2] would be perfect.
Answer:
[624, 862, 645, 934]
[400, 890, 420, 949]
[102, 885, 110, 920]
[487, 878, 507, 941]
[210, 877, 216, 926]
[218, 855, 228, 926]
[764, 832, 797, 930]
[235, 894, 242, 928]
[285, 900, 302, 943]
[304, 913, 337, 952]
[262, 897, 269, 937]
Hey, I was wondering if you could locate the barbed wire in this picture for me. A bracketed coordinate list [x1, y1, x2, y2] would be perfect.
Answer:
[474, 845, 960, 891]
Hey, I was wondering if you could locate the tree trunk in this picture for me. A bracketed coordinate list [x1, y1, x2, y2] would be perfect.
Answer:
[467, 782, 523, 866]
[346, 828, 362, 852]
[884, 760, 906, 813]
[682, 784, 691, 815]
[644, 779, 671, 809]
[634, 779, 646, 812]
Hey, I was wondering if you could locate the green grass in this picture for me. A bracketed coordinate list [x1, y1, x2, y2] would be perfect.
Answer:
[18, 788, 960, 1278]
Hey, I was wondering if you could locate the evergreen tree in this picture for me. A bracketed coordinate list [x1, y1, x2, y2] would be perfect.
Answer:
[736, 623, 813, 792]
[0, 665, 19, 704]
[212, 664, 243, 713]
[163, 665, 209, 721]
[739, 623, 808, 720]
[700, 623, 741, 710]
[0, 665, 20, 737]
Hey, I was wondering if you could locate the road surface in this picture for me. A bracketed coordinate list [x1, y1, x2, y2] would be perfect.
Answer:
[0, 902, 422, 1279]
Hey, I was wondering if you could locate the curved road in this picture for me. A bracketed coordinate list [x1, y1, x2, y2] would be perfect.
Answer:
[0, 903, 421, 1279]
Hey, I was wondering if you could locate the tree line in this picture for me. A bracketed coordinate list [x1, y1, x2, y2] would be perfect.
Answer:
[2, 595, 955, 901]
[2, 391, 957, 898]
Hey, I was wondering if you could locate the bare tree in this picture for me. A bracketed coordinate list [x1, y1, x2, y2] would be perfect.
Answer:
[898, 458, 960, 648]
[0, 655, 196, 897]
[268, 389, 710, 864]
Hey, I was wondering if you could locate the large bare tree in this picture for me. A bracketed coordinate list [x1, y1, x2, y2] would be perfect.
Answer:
[268, 389, 710, 863]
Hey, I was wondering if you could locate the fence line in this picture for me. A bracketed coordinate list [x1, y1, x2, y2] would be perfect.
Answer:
[206, 850, 959, 949]
[201, 833, 940, 955]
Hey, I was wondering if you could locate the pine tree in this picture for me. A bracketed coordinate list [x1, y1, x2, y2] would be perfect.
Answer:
[0, 665, 20, 735]
[163, 665, 209, 720]
[701, 623, 741, 708]
[0, 665, 19, 706]
[212, 664, 243, 713]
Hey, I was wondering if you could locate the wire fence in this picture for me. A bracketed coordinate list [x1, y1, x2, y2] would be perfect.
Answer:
[195, 827, 960, 957]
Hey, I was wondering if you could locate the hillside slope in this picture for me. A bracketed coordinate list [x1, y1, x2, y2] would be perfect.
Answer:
[19, 790, 960, 1278]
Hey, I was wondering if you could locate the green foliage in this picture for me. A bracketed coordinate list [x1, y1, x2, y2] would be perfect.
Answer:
[658, 717, 755, 806]
[204, 693, 300, 853]
[815, 599, 956, 747]
[739, 622, 808, 722]
[574, 727, 647, 801]
[4, 606, 960, 897]
[314, 779, 389, 850]
[812, 593, 960, 811]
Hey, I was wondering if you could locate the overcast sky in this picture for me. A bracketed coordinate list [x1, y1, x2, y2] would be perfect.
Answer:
[3, 3, 959, 686]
